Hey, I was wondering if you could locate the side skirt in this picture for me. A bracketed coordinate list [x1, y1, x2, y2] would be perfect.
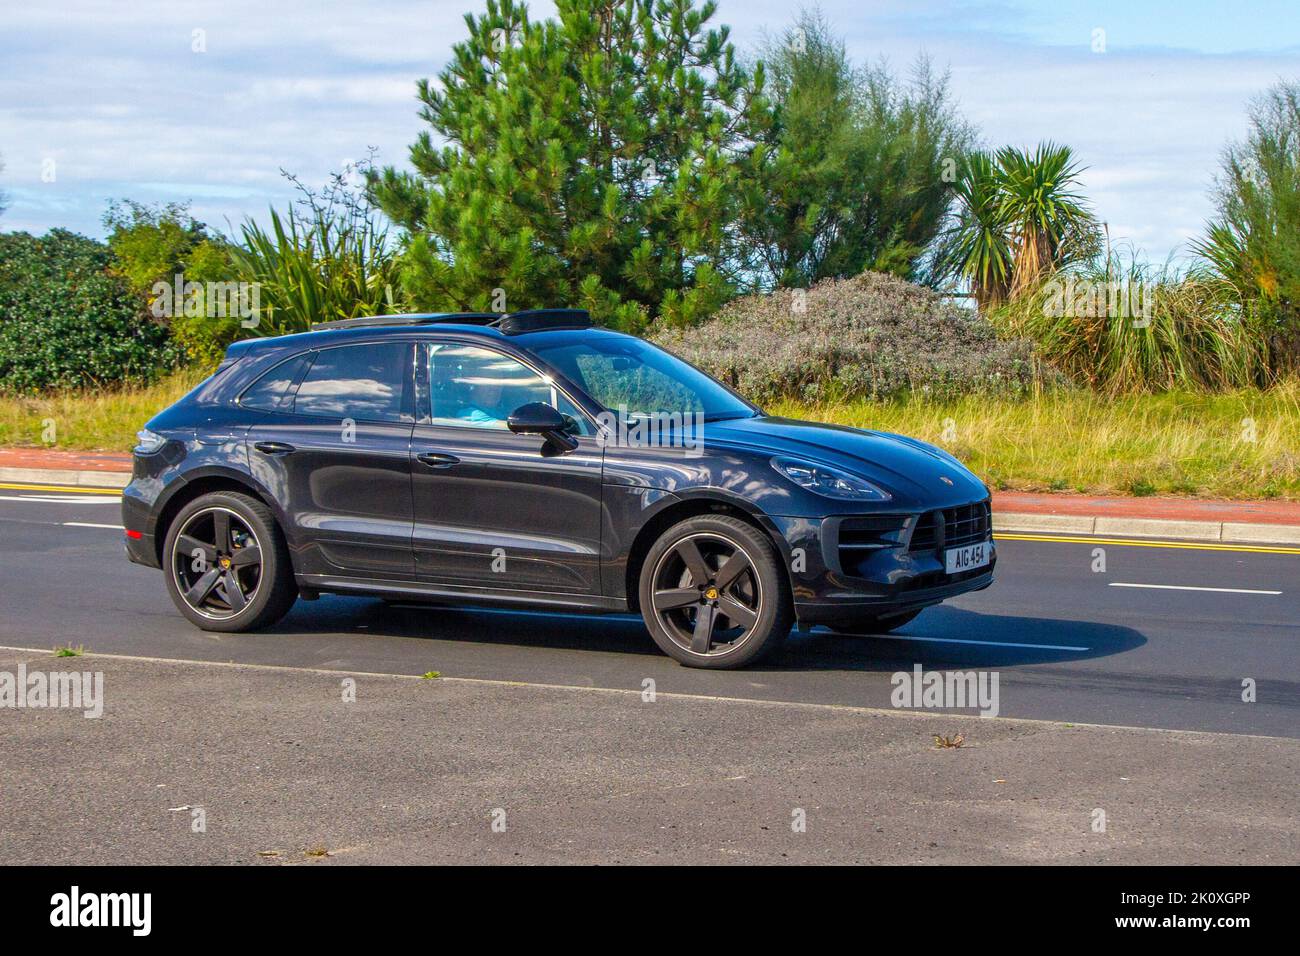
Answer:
[296, 574, 628, 614]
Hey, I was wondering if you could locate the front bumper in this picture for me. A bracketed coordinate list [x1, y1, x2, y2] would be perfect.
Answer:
[791, 567, 995, 623]
[760, 509, 997, 625]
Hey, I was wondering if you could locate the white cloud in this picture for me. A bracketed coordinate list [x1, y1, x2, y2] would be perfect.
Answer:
[0, 0, 1295, 264]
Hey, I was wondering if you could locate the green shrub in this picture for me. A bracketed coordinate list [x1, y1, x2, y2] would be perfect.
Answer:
[103, 200, 212, 298]
[103, 200, 239, 367]
[0, 230, 180, 393]
[650, 270, 1044, 404]
[167, 238, 247, 367]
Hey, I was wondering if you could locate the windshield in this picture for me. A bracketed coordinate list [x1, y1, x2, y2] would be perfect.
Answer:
[527, 332, 756, 422]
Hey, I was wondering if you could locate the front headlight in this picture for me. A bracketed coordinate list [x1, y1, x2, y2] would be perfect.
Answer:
[771, 457, 891, 501]
[134, 428, 167, 454]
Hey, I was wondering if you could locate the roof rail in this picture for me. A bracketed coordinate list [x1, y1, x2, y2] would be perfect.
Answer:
[497, 308, 592, 335]
[310, 313, 500, 331]
[309, 308, 593, 335]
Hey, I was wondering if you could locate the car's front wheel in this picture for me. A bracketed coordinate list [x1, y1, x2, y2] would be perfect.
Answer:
[163, 491, 297, 632]
[638, 515, 792, 669]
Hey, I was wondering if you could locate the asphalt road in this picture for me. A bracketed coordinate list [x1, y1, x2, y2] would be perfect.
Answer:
[1, 482, 1296, 738]
[5, 648, 1296, 865]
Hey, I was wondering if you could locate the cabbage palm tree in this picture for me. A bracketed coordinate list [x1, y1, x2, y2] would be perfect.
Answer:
[995, 142, 1098, 296]
[937, 151, 1013, 311]
[938, 142, 1098, 310]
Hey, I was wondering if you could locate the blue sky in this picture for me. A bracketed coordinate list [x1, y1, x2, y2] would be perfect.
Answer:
[1, 0, 1297, 264]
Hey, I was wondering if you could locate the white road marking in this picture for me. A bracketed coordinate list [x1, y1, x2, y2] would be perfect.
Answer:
[62, 522, 124, 530]
[1109, 582, 1281, 595]
[843, 633, 1089, 652]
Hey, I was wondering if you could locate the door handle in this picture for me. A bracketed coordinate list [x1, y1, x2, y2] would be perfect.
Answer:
[417, 452, 460, 469]
[254, 441, 296, 456]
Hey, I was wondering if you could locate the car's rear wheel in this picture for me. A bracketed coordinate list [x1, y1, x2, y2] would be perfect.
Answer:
[827, 608, 923, 635]
[638, 515, 792, 669]
[163, 491, 297, 632]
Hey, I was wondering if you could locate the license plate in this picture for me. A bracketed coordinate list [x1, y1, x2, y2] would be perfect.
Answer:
[945, 542, 991, 574]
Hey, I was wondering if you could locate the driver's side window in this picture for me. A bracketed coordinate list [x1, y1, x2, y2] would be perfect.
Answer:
[426, 343, 589, 434]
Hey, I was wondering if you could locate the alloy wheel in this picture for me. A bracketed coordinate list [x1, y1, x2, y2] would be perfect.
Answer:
[171, 507, 263, 620]
[649, 532, 763, 657]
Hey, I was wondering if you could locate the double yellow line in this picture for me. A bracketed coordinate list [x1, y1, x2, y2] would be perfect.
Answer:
[0, 481, 122, 496]
[995, 531, 1300, 556]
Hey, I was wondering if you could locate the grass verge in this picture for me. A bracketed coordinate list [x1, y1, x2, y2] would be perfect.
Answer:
[770, 380, 1300, 500]
[0, 369, 208, 451]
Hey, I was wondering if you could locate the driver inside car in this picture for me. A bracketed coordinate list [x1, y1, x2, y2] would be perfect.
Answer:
[455, 379, 509, 426]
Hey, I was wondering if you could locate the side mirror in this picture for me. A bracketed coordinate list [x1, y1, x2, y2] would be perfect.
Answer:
[507, 402, 579, 453]
[507, 402, 566, 435]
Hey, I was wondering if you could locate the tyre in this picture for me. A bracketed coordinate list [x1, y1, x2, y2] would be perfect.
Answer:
[162, 491, 297, 632]
[638, 514, 793, 669]
[827, 608, 923, 635]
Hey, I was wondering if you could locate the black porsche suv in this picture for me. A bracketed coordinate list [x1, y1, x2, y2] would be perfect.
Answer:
[123, 308, 995, 668]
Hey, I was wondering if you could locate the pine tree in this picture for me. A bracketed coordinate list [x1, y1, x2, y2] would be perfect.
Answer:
[370, 0, 766, 330]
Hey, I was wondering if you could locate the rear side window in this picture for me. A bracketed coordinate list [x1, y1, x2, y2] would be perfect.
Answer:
[293, 343, 409, 422]
[238, 353, 311, 412]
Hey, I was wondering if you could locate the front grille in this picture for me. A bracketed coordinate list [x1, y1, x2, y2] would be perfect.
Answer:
[947, 500, 993, 547]
[907, 499, 992, 555]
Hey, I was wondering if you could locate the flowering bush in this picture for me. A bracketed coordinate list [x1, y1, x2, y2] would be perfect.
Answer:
[651, 271, 1044, 404]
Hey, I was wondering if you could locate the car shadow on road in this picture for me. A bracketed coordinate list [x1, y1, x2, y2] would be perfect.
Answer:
[273, 597, 1145, 672]
[771, 604, 1147, 672]
[273, 596, 664, 657]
